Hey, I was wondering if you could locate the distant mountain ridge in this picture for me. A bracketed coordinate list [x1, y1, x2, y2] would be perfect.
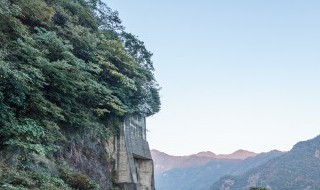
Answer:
[151, 149, 258, 174]
[194, 149, 258, 159]
[152, 149, 283, 190]
[211, 136, 320, 190]
[211, 135, 320, 190]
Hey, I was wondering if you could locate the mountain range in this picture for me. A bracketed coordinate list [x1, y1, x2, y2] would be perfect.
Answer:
[211, 135, 320, 190]
[152, 149, 257, 175]
[152, 149, 283, 190]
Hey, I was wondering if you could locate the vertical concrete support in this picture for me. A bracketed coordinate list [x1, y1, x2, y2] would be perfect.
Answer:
[115, 115, 156, 190]
[117, 128, 132, 183]
[135, 159, 155, 190]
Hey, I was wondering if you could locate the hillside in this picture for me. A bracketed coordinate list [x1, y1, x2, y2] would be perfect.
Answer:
[0, 0, 160, 189]
[152, 150, 283, 190]
[212, 135, 320, 190]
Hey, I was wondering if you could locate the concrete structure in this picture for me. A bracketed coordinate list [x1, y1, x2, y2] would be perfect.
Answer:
[115, 115, 155, 190]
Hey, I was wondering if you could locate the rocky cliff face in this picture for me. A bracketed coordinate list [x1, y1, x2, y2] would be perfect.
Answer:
[55, 131, 114, 190]
[0, 118, 156, 190]
[0, 128, 114, 190]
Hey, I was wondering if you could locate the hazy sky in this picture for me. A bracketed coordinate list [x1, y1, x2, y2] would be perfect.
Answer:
[106, 0, 320, 155]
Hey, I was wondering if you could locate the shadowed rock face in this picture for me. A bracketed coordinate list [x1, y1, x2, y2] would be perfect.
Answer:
[152, 149, 283, 190]
[55, 131, 113, 190]
[212, 135, 320, 190]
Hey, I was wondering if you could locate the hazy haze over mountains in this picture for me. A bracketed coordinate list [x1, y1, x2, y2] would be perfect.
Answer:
[212, 135, 320, 190]
[151, 149, 257, 174]
[195, 149, 258, 159]
[152, 149, 283, 190]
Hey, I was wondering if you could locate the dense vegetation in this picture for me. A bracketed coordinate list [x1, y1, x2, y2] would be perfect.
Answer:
[0, 0, 160, 189]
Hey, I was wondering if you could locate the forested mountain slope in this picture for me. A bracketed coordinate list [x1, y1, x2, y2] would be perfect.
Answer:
[212, 135, 320, 190]
[0, 0, 160, 189]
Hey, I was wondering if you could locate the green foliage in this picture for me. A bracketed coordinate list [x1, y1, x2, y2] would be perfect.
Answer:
[0, 161, 73, 190]
[0, 0, 160, 147]
[58, 162, 99, 190]
[14, 0, 55, 27]
[121, 32, 154, 72]
[0, 119, 57, 156]
[0, 0, 160, 189]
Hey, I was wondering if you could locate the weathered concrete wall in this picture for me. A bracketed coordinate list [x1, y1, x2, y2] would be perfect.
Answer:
[117, 128, 132, 183]
[116, 115, 155, 190]
[135, 159, 155, 190]
[124, 116, 152, 160]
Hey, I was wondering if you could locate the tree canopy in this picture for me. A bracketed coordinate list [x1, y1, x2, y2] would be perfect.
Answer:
[0, 0, 160, 155]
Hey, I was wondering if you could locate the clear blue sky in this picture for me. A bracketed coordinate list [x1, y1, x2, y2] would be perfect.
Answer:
[105, 0, 320, 155]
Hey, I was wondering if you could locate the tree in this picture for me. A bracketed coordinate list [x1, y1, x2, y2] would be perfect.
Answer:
[0, 0, 160, 188]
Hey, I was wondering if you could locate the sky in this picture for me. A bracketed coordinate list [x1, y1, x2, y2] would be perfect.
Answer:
[105, 0, 320, 156]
